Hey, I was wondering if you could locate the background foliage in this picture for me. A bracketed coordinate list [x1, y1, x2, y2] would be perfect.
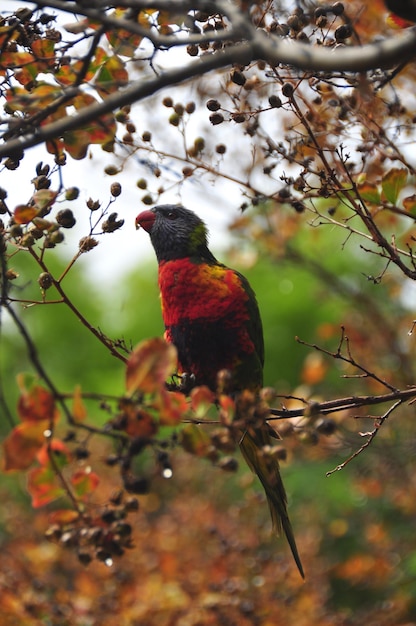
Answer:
[2, 0, 416, 623]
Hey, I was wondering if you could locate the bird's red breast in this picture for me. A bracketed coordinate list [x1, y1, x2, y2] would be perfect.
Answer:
[158, 257, 261, 390]
[158, 258, 251, 325]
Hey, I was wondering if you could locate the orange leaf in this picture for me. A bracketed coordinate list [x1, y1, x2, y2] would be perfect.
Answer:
[48, 509, 79, 525]
[71, 468, 100, 499]
[190, 386, 215, 417]
[119, 401, 158, 438]
[36, 440, 71, 468]
[31, 38, 55, 69]
[72, 385, 87, 422]
[27, 464, 66, 507]
[126, 338, 177, 394]
[157, 390, 188, 426]
[95, 55, 128, 96]
[13, 205, 37, 224]
[3, 420, 49, 471]
[403, 194, 416, 215]
[386, 13, 414, 28]
[218, 394, 236, 423]
[301, 352, 328, 385]
[17, 381, 58, 422]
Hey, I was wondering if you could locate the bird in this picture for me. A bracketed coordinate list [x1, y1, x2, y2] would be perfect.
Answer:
[135, 204, 304, 578]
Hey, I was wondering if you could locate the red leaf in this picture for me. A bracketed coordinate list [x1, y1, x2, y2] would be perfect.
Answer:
[36, 440, 72, 468]
[126, 338, 177, 394]
[190, 386, 215, 417]
[157, 390, 188, 426]
[27, 464, 66, 507]
[119, 401, 158, 438]
[3, 421, 49, 471]
[71, 468, 100, 499]
[17, 382, 58, 422]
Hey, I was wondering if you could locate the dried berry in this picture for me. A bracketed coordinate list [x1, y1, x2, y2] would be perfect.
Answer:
[86, 198, 101, 211]
[232, 113, 246, 123]
[110, 182, 122, 197]
[136, 178, 147, 189]
[331, 2, 344, 15]
[142, 194, 154, 205]
[186, 44, 199, 56]
[104, 165, 119, 176]
[38, 272, 53, 290]
[231, 70, 246, 86]
[102, 212, 124, 233]
[123, 475, 150, 494]
[79, 236, 99, 252]
[56, 209, 76, 228]
[169, 113, 180, 126]
[217, 457, 239, 472]
[206, 99, 221, 111]
[65, 187, 79, 201]
[194, 137, 205, 151]
[209, 112, 224, 125]
[282, 83, 294, 98]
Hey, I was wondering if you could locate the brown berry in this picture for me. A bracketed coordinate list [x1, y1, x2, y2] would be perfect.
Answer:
[206, 99, 221, 111]
[56, 209, 76, 228]
[38, 272, 53, 290]
[209, 113, 224, 125]
[110, 182, 122, 197]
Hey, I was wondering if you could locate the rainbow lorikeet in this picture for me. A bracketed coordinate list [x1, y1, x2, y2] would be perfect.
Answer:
[136, 204, 304, 577]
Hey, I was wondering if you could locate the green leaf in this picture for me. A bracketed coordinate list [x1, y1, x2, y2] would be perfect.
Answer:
[381, 167, 408, 204]
[357, 181, 381, 205]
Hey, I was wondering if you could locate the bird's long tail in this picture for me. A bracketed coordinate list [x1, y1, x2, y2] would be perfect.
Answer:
[239, 427, 305, 579]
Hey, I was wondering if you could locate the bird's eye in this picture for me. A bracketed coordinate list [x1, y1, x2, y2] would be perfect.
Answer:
[166, 210, 178, 220]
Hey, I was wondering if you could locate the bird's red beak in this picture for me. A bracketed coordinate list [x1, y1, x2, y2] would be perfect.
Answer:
[135, 210, 156, 233]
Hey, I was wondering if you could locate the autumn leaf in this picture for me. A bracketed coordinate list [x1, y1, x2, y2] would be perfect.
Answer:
[95, 55, 128, 96]
[13, 205, 38, 224]
[190, 386, 215, 418]
[17, 377, 58, 423]
[402, 194, 416, 215]
[3, 420, 50, 471]
[118, 401, 158, 438]
[381, 168, 408, 204]
[157, 390, 188, 426]
[126, 338, 177, 394]
[48, 509, 80, 525]
[180, 423, 211, 456]
[357, 181, 381, 205]
[27, 464, 66, 507]
[36, 440, 72, 468]
[301, 352, 328, 385]
[71, 468, 100, 499]
[72, 385, 87, 422]
[32, 189, 58, 212]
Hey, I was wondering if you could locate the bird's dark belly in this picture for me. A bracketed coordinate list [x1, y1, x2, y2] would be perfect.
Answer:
[166, 316, 260, 391]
